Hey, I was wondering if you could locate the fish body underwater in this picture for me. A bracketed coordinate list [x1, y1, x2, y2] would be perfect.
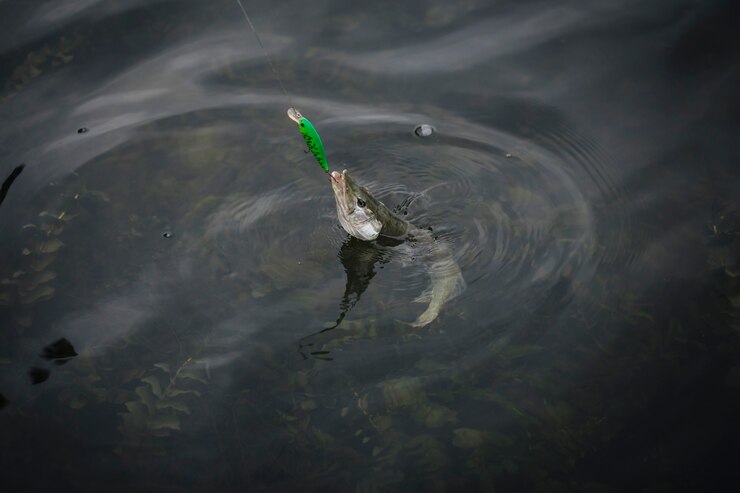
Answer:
[330, 169, 465, 327]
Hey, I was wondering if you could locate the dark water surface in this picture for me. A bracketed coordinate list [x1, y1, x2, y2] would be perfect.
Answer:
[1, 0, 739, 491]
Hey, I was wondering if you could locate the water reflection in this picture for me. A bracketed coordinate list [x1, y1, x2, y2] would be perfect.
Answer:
[329, 7, 586, 75]
[335, 236, 397, 321]
[299, 235, 395, 358]
[0, 164, 24, 207]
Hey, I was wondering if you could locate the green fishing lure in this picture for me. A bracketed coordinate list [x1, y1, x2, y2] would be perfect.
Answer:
[288, 107, 329, 172]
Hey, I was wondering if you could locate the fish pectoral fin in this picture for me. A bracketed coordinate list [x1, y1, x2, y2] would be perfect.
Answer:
[412, 286, 434, 304]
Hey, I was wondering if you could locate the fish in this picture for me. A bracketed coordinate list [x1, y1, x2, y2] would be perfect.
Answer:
[329, 169, 465, 327]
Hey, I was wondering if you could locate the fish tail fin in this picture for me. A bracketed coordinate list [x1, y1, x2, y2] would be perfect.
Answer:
[409, 305, 442, 328]
[413, 287, 433, 304]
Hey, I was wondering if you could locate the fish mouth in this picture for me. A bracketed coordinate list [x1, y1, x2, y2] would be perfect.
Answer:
[330, 169, 346, 184]
[330, 169, 352, 210]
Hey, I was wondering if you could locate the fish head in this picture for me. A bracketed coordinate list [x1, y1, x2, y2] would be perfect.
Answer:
[330, 169, 383, 241]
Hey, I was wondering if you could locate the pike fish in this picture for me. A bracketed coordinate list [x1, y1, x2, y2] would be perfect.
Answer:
[329, 169, 465, 327]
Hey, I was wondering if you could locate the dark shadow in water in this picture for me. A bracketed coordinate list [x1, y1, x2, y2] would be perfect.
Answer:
[29, 367, 50, 385]
[24, 339, 78, 386]
[0, 164, 25, 207]
[0, 340, 76, 402]
[298, 235, 398, 359]
[41, 338, 78, 366]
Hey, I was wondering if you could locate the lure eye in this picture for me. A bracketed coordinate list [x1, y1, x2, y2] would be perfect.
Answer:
[357, 198, 366, 208]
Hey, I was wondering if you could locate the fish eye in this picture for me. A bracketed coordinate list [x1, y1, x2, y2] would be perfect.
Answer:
[357, 198, 366, 208]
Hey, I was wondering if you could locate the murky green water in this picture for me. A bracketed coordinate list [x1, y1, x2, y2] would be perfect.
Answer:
[1, 0, 739, 491]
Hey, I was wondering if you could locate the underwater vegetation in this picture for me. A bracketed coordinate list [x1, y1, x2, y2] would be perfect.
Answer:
[0, 173, 110, 331]
[116, 358, 208, 455]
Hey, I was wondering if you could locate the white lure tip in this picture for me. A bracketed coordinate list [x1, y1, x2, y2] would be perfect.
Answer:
[287, 107, 302, 123]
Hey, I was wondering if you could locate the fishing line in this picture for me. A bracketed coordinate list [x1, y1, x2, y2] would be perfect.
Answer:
[234, 0, 294, 107]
